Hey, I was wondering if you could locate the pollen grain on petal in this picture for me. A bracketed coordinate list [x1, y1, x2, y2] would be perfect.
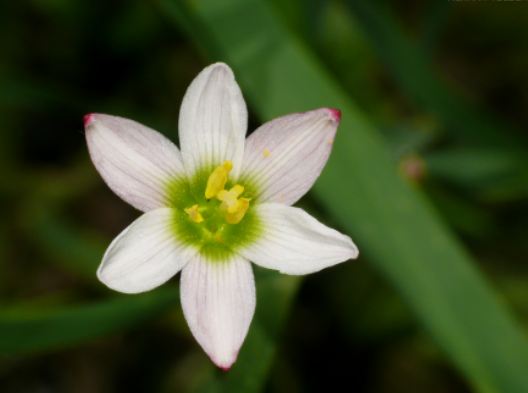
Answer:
[262, 148, 271, 158]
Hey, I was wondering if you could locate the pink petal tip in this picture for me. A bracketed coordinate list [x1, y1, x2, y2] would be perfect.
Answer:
[83, 113, 95, 127]
[328, 108, 341, 122]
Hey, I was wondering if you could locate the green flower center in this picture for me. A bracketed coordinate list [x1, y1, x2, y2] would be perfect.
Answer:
[165, 162, 262, 262]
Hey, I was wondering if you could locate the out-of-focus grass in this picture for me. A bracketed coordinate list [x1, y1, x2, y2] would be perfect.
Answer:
[0, 290, 179, 355]
[344, 0, 528, 202]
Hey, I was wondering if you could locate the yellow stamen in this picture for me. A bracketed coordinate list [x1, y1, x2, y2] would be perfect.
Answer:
[205, 161, 233, 199]
[200, 162, 251, 226]
[217, 184, 250, 223]
[184, 204, 204, 223]
[217, 185, 245, 213]
[225, 198, 250, 224]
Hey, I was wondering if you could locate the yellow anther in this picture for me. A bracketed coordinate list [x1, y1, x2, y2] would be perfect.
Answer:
[217, 185, 245, 213]
[202, 162, 251, 226]
[263, 148, 271, 158]
[184, 204, 204, 223]
[205, 161, 233, 199]
[225, 198, 250, 224]
[231, 184, 244, 197]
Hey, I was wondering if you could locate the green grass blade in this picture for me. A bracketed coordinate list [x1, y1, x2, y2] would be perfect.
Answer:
[29, 209, 105, 279]
[161, 1, 528, 392]
[426, 147, 528, 201]
[0, 290, 179, 355]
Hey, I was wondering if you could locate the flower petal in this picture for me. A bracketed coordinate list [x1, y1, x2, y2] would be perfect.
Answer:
[180, 254, 255, 369]
[85, 113, 185, 212]
[97, 208, 197, 294]
[240, 108, 340, 205]
[178, 63, 247, 178]
[240, 203, 358, 275]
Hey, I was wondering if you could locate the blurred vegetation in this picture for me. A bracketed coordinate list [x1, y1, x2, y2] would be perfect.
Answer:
[1, 0, 528, 392]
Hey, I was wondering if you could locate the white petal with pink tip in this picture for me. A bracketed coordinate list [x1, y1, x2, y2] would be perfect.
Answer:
[241, 108, 340, 205]
[85, 114, 185, 212]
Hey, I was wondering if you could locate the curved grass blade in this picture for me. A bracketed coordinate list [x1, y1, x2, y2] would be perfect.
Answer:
[0, 290, 178, 355]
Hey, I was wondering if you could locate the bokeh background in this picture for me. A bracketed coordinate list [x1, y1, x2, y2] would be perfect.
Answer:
[1, 0, 528, 392]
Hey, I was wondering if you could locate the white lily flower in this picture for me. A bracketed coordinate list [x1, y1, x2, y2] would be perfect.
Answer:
[85, 63, 358, 369]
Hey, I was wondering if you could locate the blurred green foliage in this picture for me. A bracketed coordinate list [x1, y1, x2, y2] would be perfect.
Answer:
[1, 0, 528, 392]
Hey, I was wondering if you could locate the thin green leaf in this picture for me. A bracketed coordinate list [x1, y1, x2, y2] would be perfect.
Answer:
[426, 148, 528, 201]
[0, 289, 178, 355]
[28, 209, 105, 279]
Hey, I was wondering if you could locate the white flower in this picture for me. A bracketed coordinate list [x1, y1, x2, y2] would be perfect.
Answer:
[85, 63, 359, 369]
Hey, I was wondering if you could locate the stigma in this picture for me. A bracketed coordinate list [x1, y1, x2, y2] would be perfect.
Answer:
[184, 204, 204, 223]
